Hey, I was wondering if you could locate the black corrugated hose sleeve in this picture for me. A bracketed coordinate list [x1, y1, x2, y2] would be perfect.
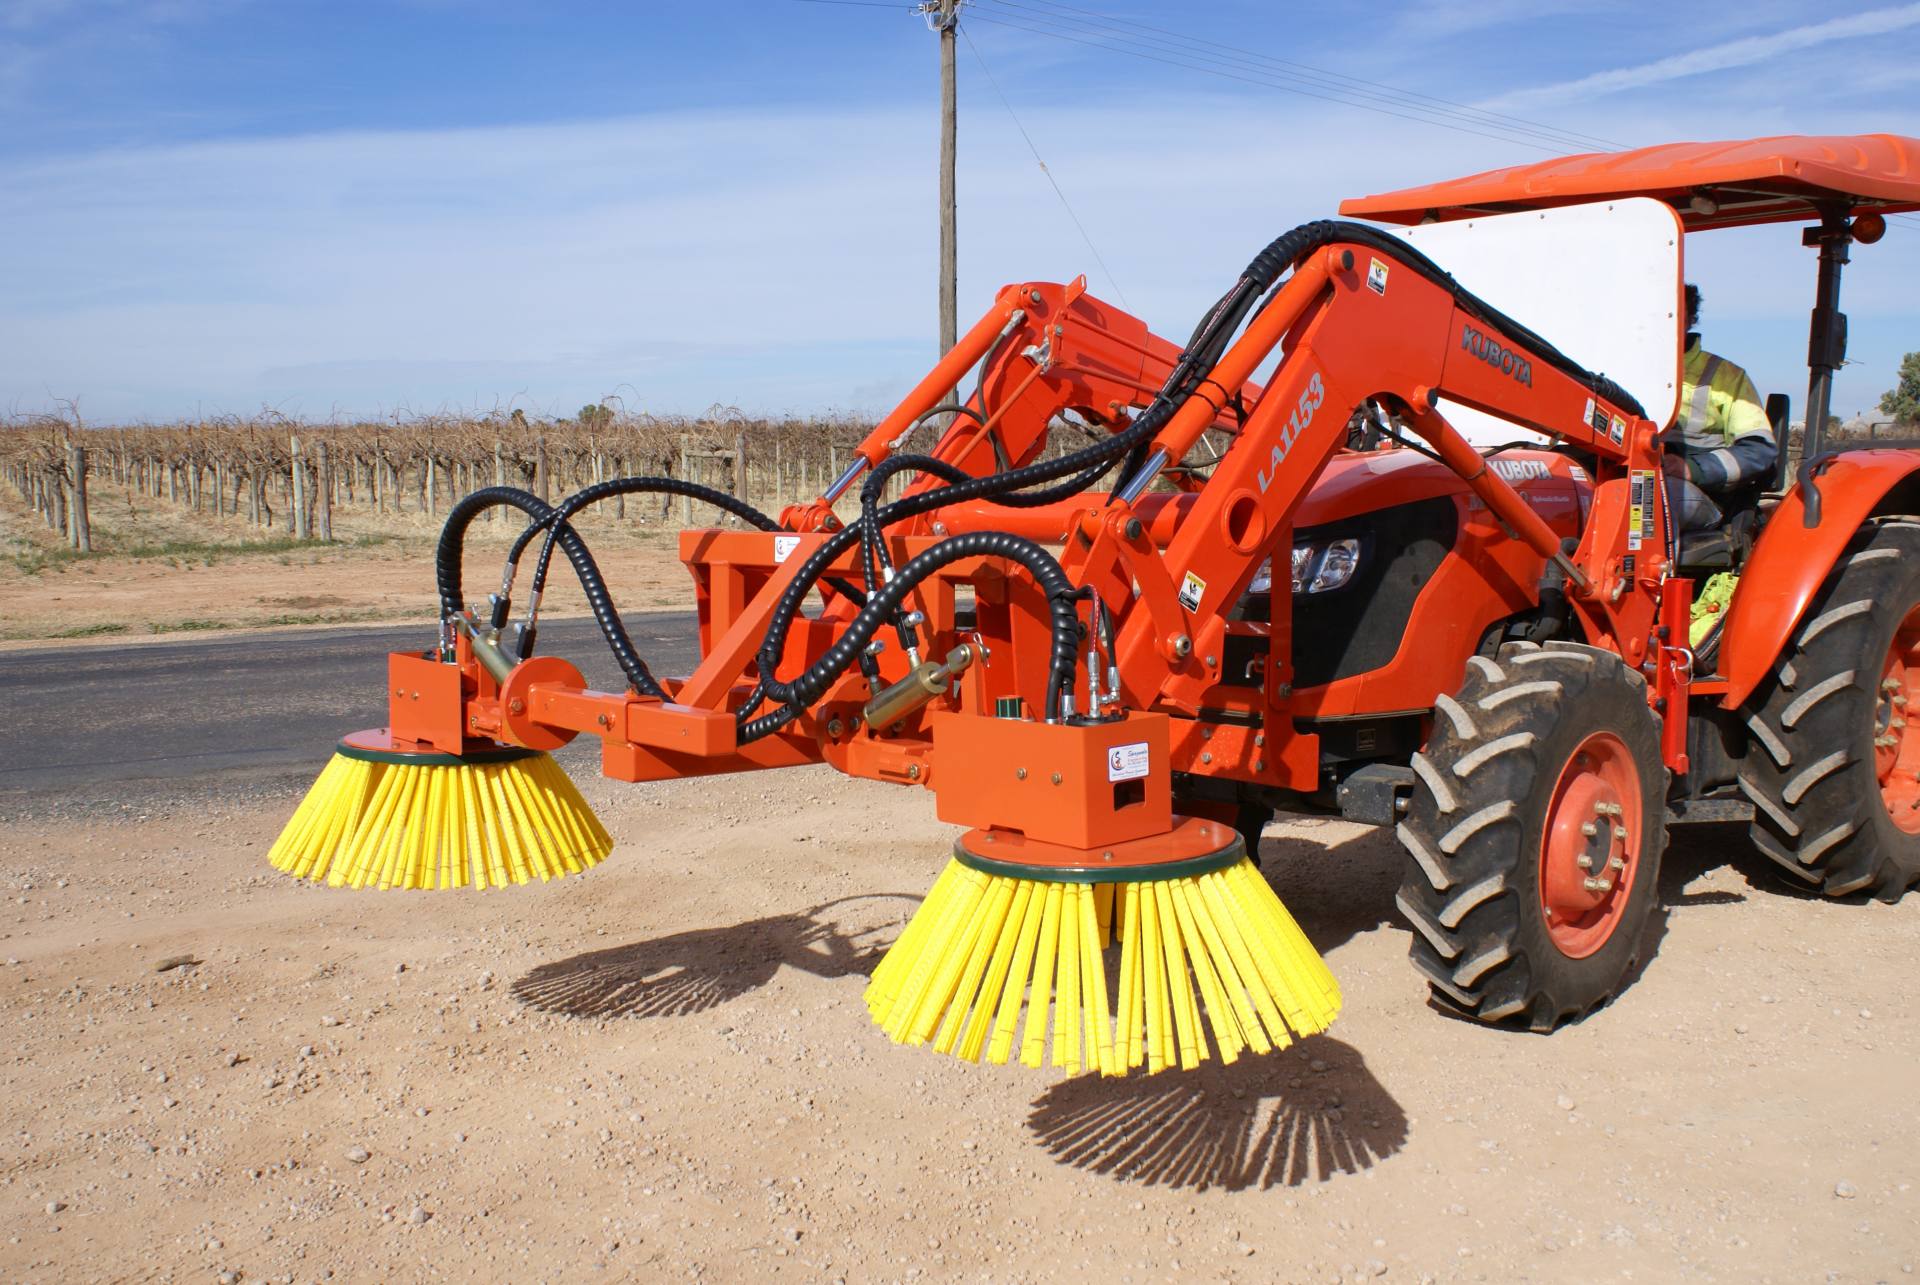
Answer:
[435, 486, 668, 699]
[518, 476, 778, 595]
[738, 530, 1079, 745]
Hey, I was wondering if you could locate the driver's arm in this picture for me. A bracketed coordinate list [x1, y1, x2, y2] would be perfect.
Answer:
[1690, 367, 1776, 492]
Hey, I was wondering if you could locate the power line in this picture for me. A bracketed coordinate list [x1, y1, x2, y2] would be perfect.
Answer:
[959, 22, 1130, 308]
[980, 0, 1625, 154]
[962, 9, 1589, 154]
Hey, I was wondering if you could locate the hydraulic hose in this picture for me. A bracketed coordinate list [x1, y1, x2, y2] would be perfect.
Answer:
[434, 486, 668, 700]
[515, 475, 780, 599]
[739, 530, 1080, 744]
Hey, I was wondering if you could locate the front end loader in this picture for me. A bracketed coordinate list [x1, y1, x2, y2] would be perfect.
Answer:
[267, 131, 1920, 1070]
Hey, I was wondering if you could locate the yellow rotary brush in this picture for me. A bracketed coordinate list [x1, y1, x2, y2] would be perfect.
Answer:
[865, 823, 1340, 1077]
[267, 730, 612, 891]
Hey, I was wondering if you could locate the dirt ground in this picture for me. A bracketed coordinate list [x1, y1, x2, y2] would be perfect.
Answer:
[3, 758, 1917, 1284]
[0, 488, 696, 645]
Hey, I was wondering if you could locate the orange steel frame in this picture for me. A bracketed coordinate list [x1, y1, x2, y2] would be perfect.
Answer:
[396, 238, 1695, 834]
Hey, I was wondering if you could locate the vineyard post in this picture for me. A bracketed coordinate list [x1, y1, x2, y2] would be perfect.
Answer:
[493, 439, 505, 522]
[534, 435, 549, 504]
[314, 439, 333, 542]
[291, 434, 310, 539]
[680, 434, 692, 523]
[733, 429, 747, 519]
[66, 443, 92, 553]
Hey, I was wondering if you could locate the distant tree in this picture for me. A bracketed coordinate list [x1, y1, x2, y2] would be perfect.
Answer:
[509, 408, 528, 429]
[1882, 352, 1920, 425]
[578, 403, 614, 429]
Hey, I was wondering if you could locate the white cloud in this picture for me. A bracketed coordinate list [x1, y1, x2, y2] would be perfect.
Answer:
[1482, 4, 1920, 109]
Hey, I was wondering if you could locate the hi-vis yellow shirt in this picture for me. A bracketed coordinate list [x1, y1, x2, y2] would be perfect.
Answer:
[1662, 341, 1776, 489]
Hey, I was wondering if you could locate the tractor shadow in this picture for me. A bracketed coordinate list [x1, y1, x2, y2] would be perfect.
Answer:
[1252, 821, 1405, 954]
[1027, 1037, 1407, 1191]
[510, 893, 918, 1020]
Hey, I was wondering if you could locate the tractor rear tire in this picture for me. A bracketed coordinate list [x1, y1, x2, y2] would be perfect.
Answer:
[1740, 519, 1920, 901]
[1396, 642, 1667, 1031]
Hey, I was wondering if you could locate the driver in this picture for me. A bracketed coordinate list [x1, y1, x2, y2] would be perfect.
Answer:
[1661, 283, 1778, 531]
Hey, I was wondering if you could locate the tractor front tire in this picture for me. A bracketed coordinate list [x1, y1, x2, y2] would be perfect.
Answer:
[1396, 642, 1667, 1031]
[1741, 519, 1920, 900]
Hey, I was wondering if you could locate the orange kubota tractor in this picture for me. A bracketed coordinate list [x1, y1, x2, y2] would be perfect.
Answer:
[272, 134, 1920, 1073]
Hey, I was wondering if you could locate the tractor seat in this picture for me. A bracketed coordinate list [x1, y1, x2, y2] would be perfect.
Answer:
[1676, 526, 1738, 569]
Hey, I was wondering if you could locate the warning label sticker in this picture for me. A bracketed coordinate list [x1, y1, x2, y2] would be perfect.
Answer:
[1627, 470, 1656, 551]
[1178, 570, 1206, 612]
[773, 534, 801, 563]
[1366, 258, 1390, 295]
[1107, 742, 1151, 783]
[1609, 414, 1627, 446]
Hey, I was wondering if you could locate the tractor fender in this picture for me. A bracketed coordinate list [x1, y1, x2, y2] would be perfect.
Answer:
[1718, 449, 1920, 711]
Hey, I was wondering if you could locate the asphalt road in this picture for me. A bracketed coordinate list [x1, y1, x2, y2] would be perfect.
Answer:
[0, 613, 699, 810]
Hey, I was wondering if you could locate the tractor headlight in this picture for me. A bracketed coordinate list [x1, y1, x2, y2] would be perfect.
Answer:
[1289, 544, 1316, 592]
[1285, 538, 1362, 594]
[1308, 538, 1361, 592]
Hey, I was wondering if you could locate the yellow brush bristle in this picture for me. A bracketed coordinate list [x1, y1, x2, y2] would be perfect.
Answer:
[268, 749, 612, 890]
[865, 855, 1340, 1077]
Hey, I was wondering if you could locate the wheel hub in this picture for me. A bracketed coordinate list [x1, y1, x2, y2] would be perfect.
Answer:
[1875, 605, 1920, 834]
[1539, 732, 1644, 959]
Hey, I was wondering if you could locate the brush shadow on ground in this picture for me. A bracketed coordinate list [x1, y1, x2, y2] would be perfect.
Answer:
[1027, 1037, 1407, 1191]
[511, 894, 919, 1019]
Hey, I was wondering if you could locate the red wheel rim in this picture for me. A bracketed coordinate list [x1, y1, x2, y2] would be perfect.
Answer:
[1877, 605, 1920, 834]
[1538, 731, 1645, 959]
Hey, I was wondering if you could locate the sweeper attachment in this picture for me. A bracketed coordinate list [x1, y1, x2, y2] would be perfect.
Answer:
[269, 132, 1920, 1071]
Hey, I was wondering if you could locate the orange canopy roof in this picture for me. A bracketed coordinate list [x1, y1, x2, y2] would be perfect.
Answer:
[1339, 134, 1920, 231]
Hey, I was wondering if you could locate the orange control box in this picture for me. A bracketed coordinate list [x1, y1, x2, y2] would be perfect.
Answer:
[928, 710, 1171, 850]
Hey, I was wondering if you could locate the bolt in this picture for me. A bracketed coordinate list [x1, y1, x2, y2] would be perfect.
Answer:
[596, 713, 612, 729]
[1609, 855, 1626, 870]
[1204, 655, 1217, 669]
[1894, 695, 1909, 708]
[1576, 854, 1594, 870]
[826, 717, 844, 738]
[1584, 877, 1612, 893]
[1581, 821, 1598, 838]
[1202, 727, 1213, 739]
[1102, 851, 1115, 862]
[1170, 635, 1192, 659]
[1254, 732, 1265, 747]
[1255, 759, 1266, 771]
[1016, 767, 1028, 780]
[1895, 718, 1908, 731]
[1124, 518, 1143, 540]
[1885, 678, 1902, 691]
[1201, 752, 1213, 765]
[508, 698, 525, 715]
[906, 763, 921, 781]
[1051, 772, 1062, 785]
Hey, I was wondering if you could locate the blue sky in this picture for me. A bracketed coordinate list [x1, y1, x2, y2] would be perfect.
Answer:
[1, 0, 1916, 424]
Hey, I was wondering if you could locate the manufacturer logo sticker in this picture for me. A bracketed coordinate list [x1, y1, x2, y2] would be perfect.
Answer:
[774, 534, 801, 563]
[1107, 742, 1150, 783]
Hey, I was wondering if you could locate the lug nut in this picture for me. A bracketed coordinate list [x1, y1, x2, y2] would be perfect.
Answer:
[1581, 821, 1598, 837]
[1609, 855, 1626, 870]
[1576, 855, 1594, 870]
[1885, 678, 1902, 691]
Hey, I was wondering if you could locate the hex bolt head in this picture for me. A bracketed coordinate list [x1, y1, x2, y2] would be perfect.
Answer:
[826, 717, 845, 738]
[1609, 855, 1626, 870]
[1016, 767, 1028, 780]
[1201, 751, 1213, 764]
[1581, 821, 1598, 838]
[1050, 772, 1062, 785]
[906, 763, 922, 781]
[1576, 854, 1594, 870]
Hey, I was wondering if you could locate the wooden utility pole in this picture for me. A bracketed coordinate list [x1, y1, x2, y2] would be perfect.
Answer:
[936, 0, 958, 360]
